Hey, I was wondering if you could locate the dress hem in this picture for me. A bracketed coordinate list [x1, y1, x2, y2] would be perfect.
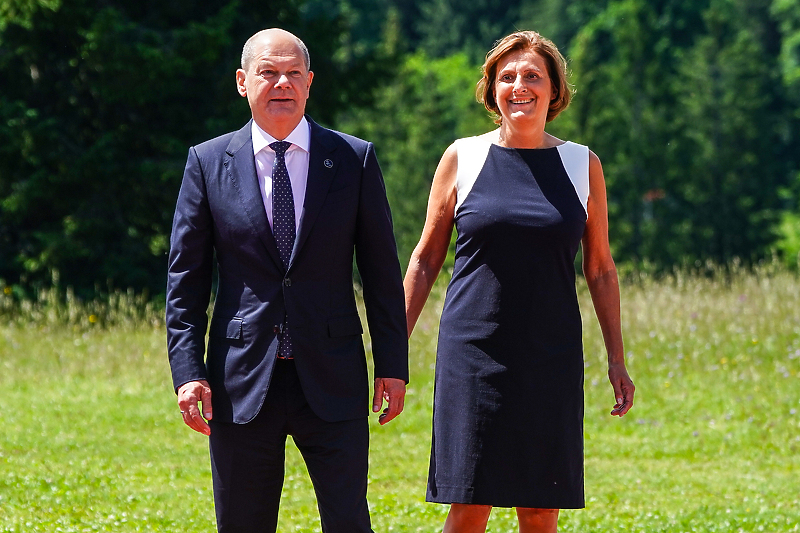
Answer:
[426, 487, 585, 510]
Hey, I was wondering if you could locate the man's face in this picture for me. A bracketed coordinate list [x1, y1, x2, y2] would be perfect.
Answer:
[236, 32, 313, 136]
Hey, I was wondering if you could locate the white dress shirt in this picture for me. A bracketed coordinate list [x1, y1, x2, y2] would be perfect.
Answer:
[252, 117, 310, 232]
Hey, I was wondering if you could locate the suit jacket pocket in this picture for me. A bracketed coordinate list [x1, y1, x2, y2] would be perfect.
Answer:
[327, 314, 363, 337]
[210, 317, 244, 339]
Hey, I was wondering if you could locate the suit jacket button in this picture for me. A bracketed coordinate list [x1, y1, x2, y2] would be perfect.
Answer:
[283, 278, 291, 287]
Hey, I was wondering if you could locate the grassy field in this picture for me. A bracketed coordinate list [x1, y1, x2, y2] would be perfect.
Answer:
[1, 268, 799, 532]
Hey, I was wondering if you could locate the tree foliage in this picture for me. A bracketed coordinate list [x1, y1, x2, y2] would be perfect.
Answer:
[1, 0, 798, 296]
[1, 0, 243, 294]
[566, 0, 794, 266]
[0, 0, 397, 295]
[337, 51, 491, 267]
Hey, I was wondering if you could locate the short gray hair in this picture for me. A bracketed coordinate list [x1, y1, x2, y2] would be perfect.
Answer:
[240, 29, 311, 72]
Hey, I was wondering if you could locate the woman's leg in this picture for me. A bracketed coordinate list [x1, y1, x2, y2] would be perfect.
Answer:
[443, 504, 492, 533]
[515, 508, 559, 533]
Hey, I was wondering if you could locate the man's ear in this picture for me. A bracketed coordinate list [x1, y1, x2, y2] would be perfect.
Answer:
[306, 70, 314, 93]
[236, 69, 247, 97]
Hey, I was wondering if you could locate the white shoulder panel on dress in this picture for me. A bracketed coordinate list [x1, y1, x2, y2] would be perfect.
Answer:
[556, 141, 590, 215]
[454, 135, 493, 213]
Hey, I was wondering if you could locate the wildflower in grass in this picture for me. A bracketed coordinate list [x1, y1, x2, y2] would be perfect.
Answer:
[3, 286, 10, 295]
[88, 314, 98, 324]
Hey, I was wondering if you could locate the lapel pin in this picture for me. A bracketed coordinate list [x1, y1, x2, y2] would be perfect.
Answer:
[324, 159, 333, 168]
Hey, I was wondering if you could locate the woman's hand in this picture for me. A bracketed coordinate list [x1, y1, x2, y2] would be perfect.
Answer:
[608, 363, 635, 416]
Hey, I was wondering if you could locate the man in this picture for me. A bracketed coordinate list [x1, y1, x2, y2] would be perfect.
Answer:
[166, 28, 408, 533]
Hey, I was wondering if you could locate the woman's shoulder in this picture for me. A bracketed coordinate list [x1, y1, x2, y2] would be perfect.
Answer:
[558, 144, 604, 185]
[559, 139, 588, 150]
[551, 138, 592, 214]
[452, 131, 497, 164]
[454, 130, 499, 147]
[554, 139, 592, 172]
[544, 133, 587, 151]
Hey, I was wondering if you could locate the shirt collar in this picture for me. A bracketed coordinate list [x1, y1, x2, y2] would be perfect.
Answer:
[252, 116, 311, 155]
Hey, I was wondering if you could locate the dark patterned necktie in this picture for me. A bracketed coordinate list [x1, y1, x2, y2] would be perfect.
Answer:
[270, 140, 295, 359]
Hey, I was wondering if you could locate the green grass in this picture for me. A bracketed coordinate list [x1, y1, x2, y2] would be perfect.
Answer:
[1, 268, 799, 532]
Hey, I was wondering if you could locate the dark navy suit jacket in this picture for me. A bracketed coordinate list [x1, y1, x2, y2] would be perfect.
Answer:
[166, 117, 408, 424]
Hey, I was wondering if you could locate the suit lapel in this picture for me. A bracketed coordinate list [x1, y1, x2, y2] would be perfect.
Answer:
[290, 118, 338, 266]
[224, 121, 284, 272]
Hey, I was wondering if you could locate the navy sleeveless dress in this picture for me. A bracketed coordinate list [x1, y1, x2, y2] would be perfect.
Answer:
[427, 134, 590, 509]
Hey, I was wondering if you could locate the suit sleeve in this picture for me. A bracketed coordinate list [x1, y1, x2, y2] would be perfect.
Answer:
[165, 147, 214, 391]
[354, 142, 410, 382]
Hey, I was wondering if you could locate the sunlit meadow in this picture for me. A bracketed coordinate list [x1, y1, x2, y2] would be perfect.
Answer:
[1, 265, 799, 532]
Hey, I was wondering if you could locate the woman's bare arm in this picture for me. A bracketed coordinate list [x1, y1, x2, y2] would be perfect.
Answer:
[582, 151, 635, 416]
[403, 144, 458, 337]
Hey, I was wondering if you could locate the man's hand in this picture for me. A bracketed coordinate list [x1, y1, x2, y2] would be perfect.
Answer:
[177, 380, 213, 435]
[372, 377, 406, 425]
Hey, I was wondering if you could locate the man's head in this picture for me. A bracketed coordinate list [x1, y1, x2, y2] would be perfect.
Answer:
[236, 29, 313, 139]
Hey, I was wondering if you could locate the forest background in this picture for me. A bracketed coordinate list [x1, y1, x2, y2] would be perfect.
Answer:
[1, 0, 800, 298]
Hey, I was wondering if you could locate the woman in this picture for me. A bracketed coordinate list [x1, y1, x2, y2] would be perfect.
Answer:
[403, 31, 635, 533]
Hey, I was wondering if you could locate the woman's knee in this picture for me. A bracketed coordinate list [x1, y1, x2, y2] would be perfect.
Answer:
[444, 504, 492, 532]
[516, 508, 559, 533]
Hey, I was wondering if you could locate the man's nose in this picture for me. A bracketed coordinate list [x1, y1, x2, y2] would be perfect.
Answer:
[275, 73, 291, 87]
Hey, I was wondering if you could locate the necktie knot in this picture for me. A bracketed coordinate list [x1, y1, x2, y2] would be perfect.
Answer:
[270, 141, 291, 157]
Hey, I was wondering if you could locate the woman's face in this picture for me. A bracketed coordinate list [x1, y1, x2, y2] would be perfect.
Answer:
[493, 48, 553, 127]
